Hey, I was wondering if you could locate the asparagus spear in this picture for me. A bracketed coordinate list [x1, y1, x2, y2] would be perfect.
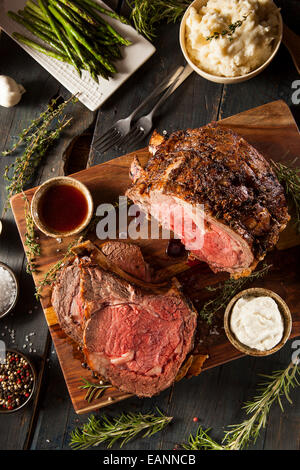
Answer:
[8, 11, 65, 55]
[82, 0, 130, 25]
[13, 32, 70, 63]
[20, 7, 53, 32]
[56, 0, 98, 26]
[37, 0, 80, 73]
[80, 2, 131, 46]
[49, 4, 117, 73]
[26, 0, 46, 19]
[49, 0, 96, 39]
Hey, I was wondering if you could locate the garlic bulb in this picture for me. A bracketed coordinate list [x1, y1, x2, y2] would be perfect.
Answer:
[0, 75, 26, 108]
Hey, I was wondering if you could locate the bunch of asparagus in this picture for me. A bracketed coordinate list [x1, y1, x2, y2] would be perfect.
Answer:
[8, 0, 131, 83]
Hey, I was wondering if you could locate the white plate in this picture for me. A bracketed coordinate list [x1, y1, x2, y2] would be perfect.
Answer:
[0, 0, 156, 111]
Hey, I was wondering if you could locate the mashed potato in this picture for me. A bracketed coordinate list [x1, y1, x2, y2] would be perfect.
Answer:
[185, 0, 280, 77]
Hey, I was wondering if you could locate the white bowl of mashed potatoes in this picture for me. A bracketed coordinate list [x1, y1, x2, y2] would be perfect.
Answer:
[180, 0, 283, 83]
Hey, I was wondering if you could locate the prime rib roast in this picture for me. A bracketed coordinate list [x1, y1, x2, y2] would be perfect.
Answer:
[52, 241, 199, 397]
[52, 124, 290, 398]
[126, 124, 290, 277]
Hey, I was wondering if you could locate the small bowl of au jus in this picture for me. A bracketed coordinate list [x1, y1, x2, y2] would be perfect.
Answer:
[224, 288, 292, 356]
[31, 176, 94, 238]
[0, 262, 19, 319]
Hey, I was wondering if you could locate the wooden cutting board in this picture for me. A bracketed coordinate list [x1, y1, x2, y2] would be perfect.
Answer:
[10, 100, 300, 414]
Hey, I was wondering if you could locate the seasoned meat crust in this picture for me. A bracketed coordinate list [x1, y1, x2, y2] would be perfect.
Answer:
[126, 124, 290, 275]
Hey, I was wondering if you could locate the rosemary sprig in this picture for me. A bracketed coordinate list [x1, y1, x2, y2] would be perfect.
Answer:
[206, 15, 248, 41]
[182, 426, 224, 450]
[2, 95, 76, 211]
[79, 378, 113, 403]
[23, 194, 41, 274]
[127, 0, 190, 40]
[199, 263, 271, 324]
[271, 160, 300, 233]
[182, 361, 300, 450]
[69, 409, 173, 449]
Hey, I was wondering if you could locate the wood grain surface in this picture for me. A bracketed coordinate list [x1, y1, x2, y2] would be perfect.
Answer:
[10, 99, 300, 414]
[0, 0, 299, 450]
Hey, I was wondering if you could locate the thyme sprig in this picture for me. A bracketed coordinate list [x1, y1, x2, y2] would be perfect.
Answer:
[206, 15, 248, 41]
[79, 378, 113, 403]
[271, 160, 300, 233]
[23, 194, 41, 274]
[70, 409, 172, 449]
[182, 360, 300, 450]
[2, 95, 76, 211]
[127, 0, 190, 40]
[199, 263, 271, 324]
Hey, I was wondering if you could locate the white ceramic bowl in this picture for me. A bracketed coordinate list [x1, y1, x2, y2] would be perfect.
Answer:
[224, 288, 292, 357]
[179, 0, 283, 84]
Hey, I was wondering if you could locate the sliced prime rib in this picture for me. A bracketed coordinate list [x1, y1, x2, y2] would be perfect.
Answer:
[84, 283, 197, 397]
[51, 241, 198, 397]
[52, 241, 155, 345]
[51, 260, 84, 345]
[126, 124, 290, 277]
[100, 241, 152, 282]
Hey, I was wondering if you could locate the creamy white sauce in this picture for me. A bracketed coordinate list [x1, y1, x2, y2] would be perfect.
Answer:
[230, 296, 284, 351]
[185, 0, 280, 77]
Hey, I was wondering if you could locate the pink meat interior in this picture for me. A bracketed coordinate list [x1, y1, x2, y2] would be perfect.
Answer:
[85, 300, 185, 377]
[147, 193, 252, 272]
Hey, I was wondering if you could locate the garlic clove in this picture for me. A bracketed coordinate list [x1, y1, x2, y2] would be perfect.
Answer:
[0, 75, 26, 108]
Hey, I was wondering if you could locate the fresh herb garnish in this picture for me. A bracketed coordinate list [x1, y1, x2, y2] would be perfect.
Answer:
[271, 160, 300, 233]
[70, 409, 172, 449]
[2, 95, 76, 211]
[23, 193, 41, 274]
[199, 263, 271, 324]
[127, 0, 190, 40]
[182, 360, 300, 450]
[206, 15, 249, 41]
[79, 378, 113, 403]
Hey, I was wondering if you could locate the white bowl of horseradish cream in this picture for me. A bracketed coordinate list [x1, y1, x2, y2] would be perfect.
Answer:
[224, 288, 292, 356]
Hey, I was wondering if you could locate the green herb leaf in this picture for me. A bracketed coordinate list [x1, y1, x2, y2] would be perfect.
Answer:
[271, 160, 300, 233]
[127, 0, 190, 40]
[199, 263, 271, 324]
[23, 193, 41, 273]
[182, 361, 300, 450]
[69, 409, 173, 449]
[206, 15, 249, 41]
[2, 95, 76, 212]
[79, 378, 114, 403]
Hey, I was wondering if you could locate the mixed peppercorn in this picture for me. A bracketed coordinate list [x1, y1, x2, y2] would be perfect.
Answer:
[0, 351, 34, 411]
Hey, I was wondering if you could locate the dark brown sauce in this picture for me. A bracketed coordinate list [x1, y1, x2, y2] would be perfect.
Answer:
[39, 184, 88, 233]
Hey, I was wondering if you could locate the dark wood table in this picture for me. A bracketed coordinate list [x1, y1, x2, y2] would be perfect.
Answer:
[0, 0, 299, 451]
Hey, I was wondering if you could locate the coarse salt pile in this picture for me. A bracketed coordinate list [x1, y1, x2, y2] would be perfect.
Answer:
[0, 266, 17, 315]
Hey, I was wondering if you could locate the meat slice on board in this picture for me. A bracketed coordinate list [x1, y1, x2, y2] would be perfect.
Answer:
[126, 124, 290, 278]
[100, 241, 152, 282]
[51, 241, 199, 397]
